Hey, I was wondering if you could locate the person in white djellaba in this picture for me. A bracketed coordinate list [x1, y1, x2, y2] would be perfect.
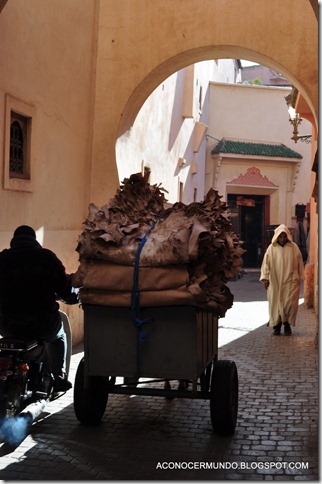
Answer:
[260, 224, 305, 336]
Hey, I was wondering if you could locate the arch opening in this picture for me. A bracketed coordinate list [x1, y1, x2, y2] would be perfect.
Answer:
[117, 46, 317, 139]
[115, 49, 316, 270]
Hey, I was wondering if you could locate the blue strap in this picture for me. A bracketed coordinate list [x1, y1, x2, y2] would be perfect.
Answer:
[131, 221, 161, 377]
[131, 219, 160, 373]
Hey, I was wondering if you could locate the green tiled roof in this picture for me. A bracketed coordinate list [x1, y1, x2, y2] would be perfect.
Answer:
[211, 139, 302, 159]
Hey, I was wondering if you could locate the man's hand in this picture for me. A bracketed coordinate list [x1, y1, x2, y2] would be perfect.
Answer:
[262, 279, 269, 290]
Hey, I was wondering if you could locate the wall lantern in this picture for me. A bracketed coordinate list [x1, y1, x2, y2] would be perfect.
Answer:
[285, 88, 302, 143]
[285, 87, 311, 143]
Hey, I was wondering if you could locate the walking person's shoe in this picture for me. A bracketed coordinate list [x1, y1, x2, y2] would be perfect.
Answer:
[283, 322, 292, 335]
[273, 322, 282, 335]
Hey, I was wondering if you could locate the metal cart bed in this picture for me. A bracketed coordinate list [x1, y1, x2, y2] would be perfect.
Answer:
[73, 304, 238, 436]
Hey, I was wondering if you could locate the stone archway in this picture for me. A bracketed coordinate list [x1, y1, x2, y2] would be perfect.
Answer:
[90, 0, 317, 205]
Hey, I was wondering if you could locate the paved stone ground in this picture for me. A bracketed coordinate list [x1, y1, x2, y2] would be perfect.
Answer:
[0, 270, 318, 480]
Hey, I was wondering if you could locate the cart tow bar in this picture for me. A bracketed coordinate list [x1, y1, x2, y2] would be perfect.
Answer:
[131, 217, 163, 374]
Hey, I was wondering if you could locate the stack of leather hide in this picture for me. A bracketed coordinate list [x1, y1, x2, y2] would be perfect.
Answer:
[73, 173, 245, 317]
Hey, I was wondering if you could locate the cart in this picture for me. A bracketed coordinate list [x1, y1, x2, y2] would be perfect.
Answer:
[74, 304, 238, 436]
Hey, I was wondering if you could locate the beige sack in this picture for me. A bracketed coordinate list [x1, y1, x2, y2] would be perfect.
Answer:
[73, 260, 189, 292]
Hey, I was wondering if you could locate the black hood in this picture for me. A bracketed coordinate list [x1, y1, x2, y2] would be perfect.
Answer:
[10, 234, 42, 249]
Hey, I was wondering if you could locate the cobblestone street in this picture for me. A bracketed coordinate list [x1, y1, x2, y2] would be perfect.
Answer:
[0, 270, 318, 480]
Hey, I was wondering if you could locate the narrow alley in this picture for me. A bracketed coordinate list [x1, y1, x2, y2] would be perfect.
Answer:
[0, 270, 318, 480]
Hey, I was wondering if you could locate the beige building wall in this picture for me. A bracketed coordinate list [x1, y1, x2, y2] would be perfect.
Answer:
[0, 0, 98, 343]
[116, 60, 238, 205]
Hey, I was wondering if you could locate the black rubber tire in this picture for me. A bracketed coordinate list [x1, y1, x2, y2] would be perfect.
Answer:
[210, 359, 238, 436]
[74, 357, 109, 425]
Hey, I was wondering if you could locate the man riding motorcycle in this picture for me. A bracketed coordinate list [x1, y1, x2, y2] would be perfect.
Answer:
[0, 225, 78, 392]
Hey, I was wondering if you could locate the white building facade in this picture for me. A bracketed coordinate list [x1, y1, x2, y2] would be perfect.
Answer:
[116, 59, 240, 205]
[116, 61, 311, 267]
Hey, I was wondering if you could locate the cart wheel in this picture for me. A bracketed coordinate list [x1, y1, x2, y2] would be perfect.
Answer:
[210, 359, 238, 436]
[74, 357, 109, 425]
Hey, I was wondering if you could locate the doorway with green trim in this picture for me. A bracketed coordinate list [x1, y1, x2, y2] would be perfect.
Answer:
[228, 194, 268, 268]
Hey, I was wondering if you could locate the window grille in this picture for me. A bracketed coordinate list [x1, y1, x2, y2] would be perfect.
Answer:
[10, 120, 25, 176]
[4, 95, 35, 191]
[9, 112, 29, 179]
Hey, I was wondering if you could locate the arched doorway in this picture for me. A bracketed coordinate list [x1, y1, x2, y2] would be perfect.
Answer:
[228, 193, 268, 268]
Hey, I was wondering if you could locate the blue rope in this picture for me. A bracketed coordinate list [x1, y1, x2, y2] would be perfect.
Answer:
[131, 219, 160, 374]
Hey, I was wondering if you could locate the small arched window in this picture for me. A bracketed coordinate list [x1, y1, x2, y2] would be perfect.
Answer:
[4, 95, 35, 191]
[9, 112, 29, 179]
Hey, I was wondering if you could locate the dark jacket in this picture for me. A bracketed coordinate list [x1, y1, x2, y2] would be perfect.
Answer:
[0, 234, 77, 335]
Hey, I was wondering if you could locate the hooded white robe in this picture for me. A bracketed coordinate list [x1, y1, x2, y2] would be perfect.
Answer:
[260, 224, 305, 327]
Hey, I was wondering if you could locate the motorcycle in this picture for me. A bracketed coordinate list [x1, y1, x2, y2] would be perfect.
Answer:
[0, 311, 72, 445]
